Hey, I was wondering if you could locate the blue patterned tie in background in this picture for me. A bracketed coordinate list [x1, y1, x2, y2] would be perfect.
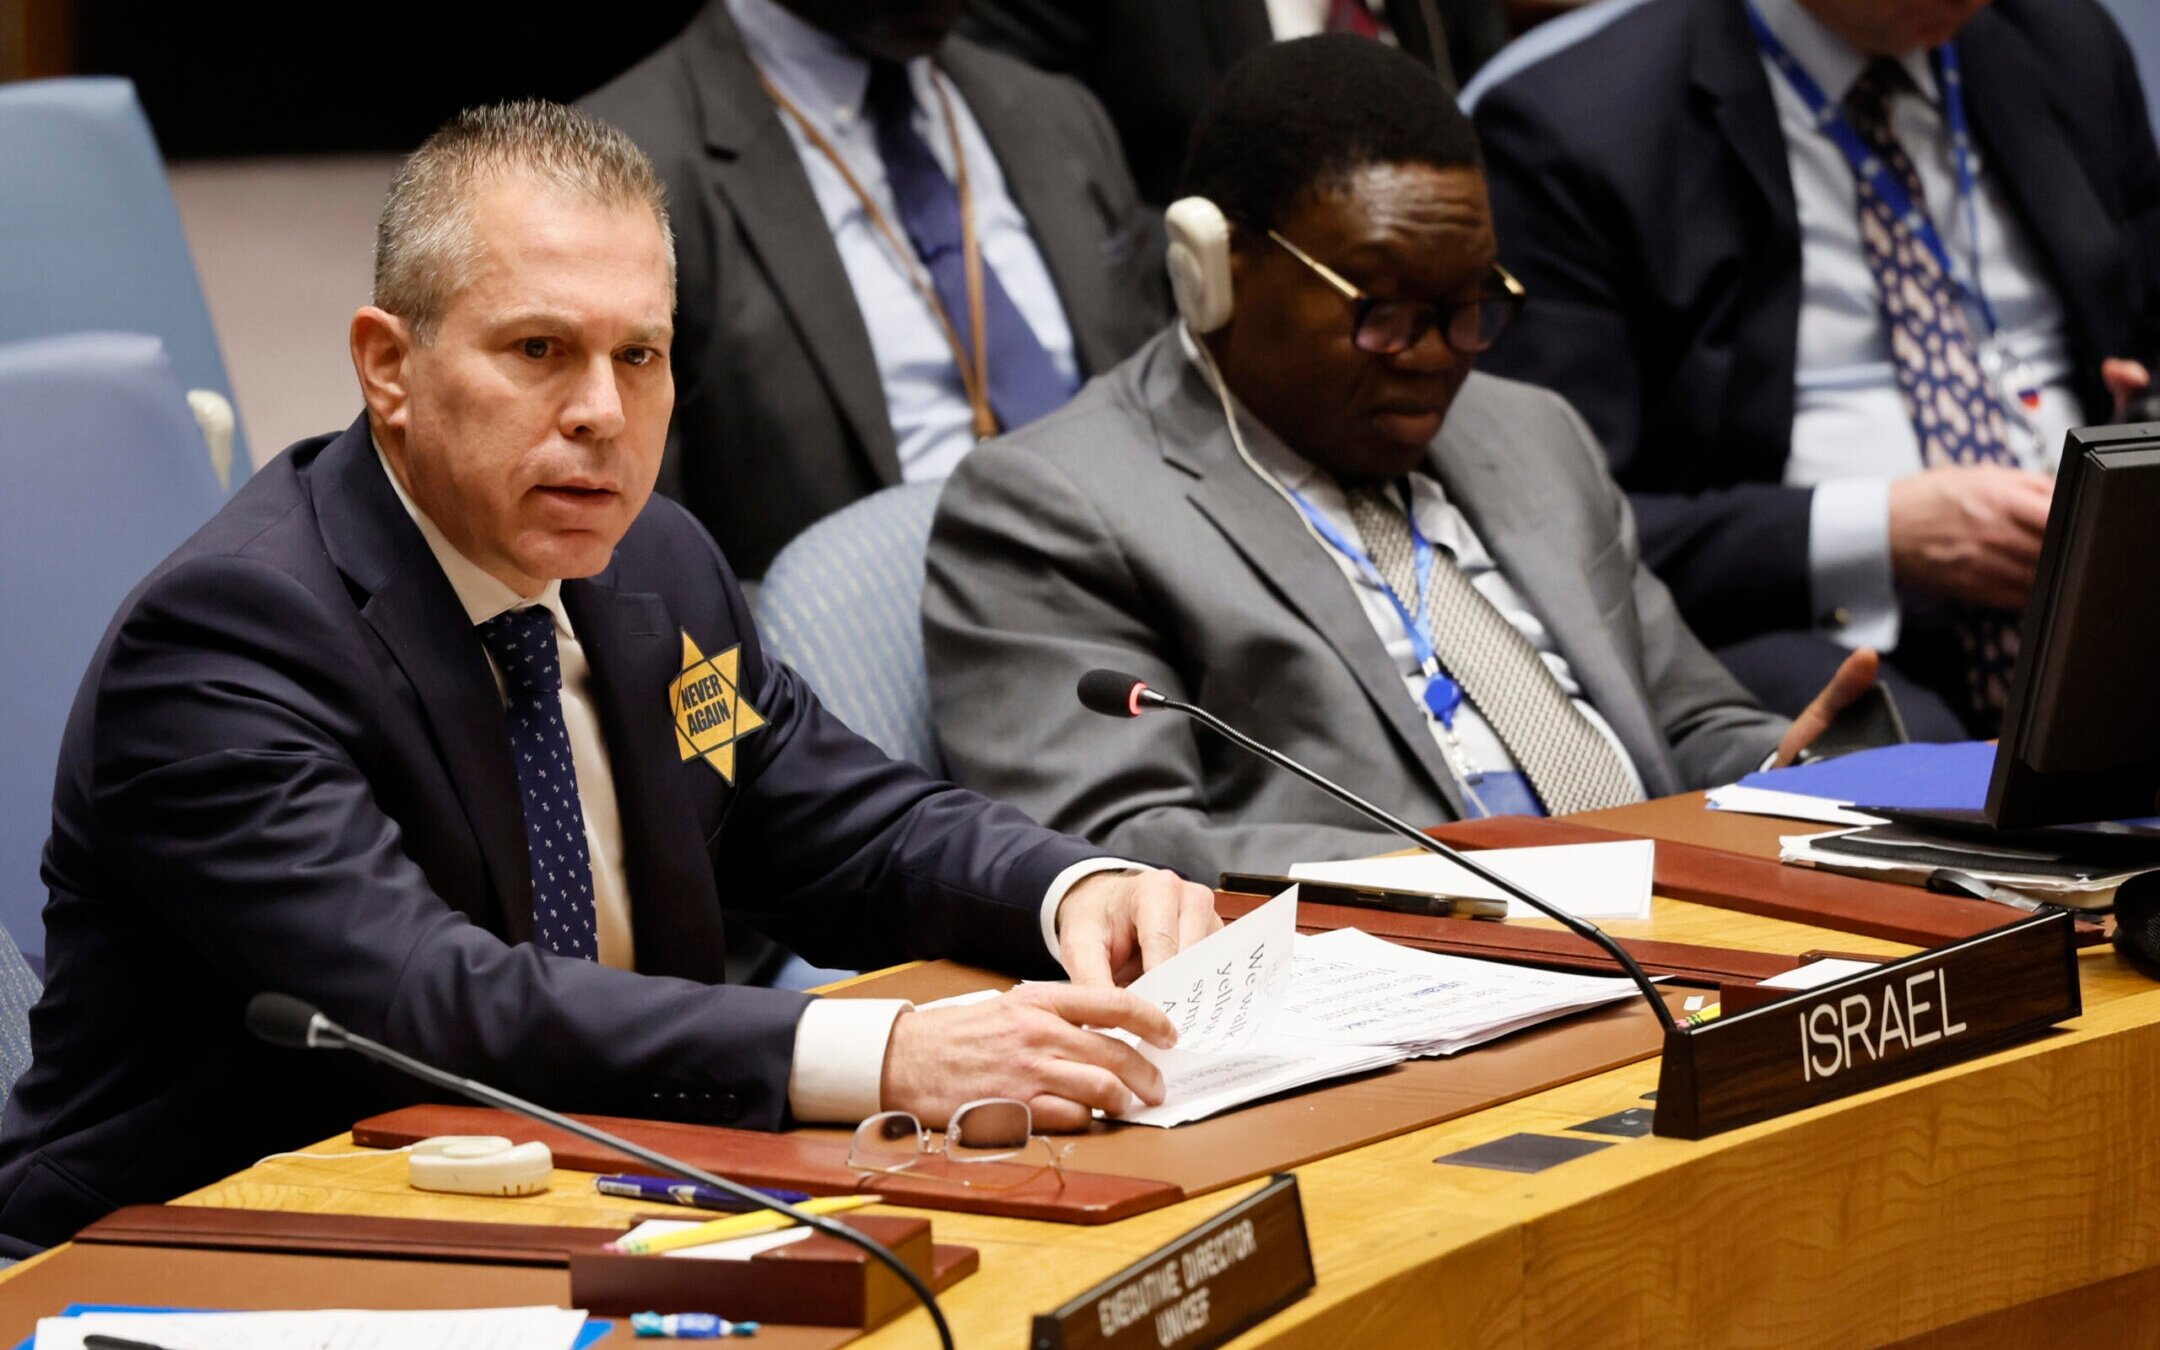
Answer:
[1845, 58, 2019, 725]
[477, 607, 598, 959]
[865, 60, 1075, 432]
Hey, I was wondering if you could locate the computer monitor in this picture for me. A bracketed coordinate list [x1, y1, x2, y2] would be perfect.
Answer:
[1986, 422, 2160, 829]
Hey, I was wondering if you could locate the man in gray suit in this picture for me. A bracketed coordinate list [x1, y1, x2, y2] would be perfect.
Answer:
[584, 0, 1166, 577]
[924, 36, 1872, 882]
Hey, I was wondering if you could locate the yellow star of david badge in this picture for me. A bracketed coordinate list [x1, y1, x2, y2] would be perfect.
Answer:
[670, 631, 766, 784]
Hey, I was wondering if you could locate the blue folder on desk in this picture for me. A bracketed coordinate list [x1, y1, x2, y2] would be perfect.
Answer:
[1740, 741, 2160, 834]
[1738, 741, 1997, 811]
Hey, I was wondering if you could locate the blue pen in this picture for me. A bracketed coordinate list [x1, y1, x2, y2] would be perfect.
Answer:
[632, 1311, 759, 1338]
[594, 1172, 812, 1212]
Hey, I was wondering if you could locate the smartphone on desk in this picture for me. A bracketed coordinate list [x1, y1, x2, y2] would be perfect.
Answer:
[1219, 871, 1510, 920]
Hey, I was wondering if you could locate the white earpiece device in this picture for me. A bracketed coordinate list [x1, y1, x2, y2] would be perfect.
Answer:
[406, 1134, 553, 1197]
[1165, 197, 1235, 334]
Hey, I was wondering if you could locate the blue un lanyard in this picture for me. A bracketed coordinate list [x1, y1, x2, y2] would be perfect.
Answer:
[1282, 479, 1467, 730]
[1745, 3, 2002, 341]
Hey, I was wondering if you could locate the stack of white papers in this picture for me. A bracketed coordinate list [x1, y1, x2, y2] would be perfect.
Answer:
[1102, 890, 1641, 1127]
[1705, 784, 1886, 827]
[1288, 838, 1657, 921]
[34, 1307, 588, 1350]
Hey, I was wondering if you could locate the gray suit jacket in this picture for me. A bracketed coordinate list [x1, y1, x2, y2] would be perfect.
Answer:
[584, 4, 1168, 577]
[924, 329, 1788, 881]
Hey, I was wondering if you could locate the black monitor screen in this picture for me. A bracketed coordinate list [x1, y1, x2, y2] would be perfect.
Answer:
[1987, 423, 2160, 829]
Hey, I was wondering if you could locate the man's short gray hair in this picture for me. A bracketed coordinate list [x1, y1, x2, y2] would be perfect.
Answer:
[374, 100, 675, 342]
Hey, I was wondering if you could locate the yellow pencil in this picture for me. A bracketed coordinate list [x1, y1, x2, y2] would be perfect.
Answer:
[607, 1193, 883, 1255]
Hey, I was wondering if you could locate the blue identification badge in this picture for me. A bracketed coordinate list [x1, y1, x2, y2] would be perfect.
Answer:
[1282, 480, 1490, 812]
[1423, 668, 1464, 726]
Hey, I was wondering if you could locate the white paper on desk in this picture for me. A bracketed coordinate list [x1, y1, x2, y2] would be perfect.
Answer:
[1121, 887, 1298, 1055]
[615, 1219, 818, 1260]
[33, 1306, 586, 1350]
[1117, 1039, 1399, 1127]
[1706, 784, 1887, 827]
[1270, 928, 1640, 1053]
[1290, 839, 1655, 921]
[1115, 929, 1641, 1127]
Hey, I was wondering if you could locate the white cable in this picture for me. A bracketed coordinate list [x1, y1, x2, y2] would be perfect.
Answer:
[1186, 324, 1491, 819]
[1184, 323, 1334, 557]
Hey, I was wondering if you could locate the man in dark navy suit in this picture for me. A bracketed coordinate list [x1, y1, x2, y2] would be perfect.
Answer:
[1469, 0, 2160, 738]
[0, 101, 1218, 1253]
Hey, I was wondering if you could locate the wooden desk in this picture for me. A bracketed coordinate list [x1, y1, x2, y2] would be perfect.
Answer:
[8, 796, 2159, 1348]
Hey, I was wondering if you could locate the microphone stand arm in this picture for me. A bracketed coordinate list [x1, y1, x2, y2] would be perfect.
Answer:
[320, 1022, 957, 1350]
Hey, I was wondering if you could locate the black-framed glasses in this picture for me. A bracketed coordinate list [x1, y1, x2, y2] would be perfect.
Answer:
[847, 1098, 1070, 1191]
[1267, 229, 1526, 356]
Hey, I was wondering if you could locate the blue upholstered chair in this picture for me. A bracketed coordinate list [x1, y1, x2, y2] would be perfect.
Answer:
[0, 912, 36, 1265]
[0, 333, 226, 973]
[0, 920, 41, 1117]
[748, 483, 947, 989]
[753, 482, 950, 776]
[0, 77, 251, 488]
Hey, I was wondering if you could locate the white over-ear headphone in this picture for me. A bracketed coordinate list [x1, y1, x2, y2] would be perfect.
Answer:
[1165, 197, 1235, 334]
[1162, 196, 1342, 572]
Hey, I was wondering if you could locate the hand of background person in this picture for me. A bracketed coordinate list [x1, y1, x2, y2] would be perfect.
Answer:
[1887, 464, 2052, 610]
[2103, 357, 2152, 417]
[878, 983, 1176, 1130]
[1771, 648, 1880, 768]
[1053, 867, 1223, 987]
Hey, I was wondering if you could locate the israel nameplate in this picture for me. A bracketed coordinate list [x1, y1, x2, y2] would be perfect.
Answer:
[1655, 909, 2080, 1139]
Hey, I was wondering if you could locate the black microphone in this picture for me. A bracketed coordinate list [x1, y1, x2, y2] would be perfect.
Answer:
[245, 993, 955, 1349]
[1077, 669, 1678, 1030]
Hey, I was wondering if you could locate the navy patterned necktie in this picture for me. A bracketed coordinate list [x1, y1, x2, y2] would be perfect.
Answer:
[1844, 58, 2019, 724]
[477, 607, 597, 960]
[863, 60, 1075, 433]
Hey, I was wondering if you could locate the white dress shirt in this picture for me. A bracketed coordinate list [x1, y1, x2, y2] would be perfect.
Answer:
[730, 0, 1080, 482]
[1755, 0, 2081, 650]
[1181, 335, 1645, 805]
[371, 443, 1128, 1120]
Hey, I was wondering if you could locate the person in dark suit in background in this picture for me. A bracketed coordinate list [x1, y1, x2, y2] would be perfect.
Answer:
[583, 0, 1166, 577]
[1468, 0, 2160, 740]
[0, 101, 1217, 1255]
[960, 0, 1507, 207]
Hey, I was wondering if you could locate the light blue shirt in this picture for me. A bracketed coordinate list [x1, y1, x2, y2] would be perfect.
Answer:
[728, 0, 1080, 482]
[1754, 0, 2080, 650]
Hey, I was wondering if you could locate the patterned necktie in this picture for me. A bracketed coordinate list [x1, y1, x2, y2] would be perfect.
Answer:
[1346, 484, 1643, 815]
[477, 607, 597, 960]
[864, 61, 1076, 433]
[1844, 58, 2019, 724]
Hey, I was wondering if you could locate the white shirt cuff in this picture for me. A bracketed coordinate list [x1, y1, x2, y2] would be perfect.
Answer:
[1041, 857, 1146, 968]
[1807, 479, 1901, 651]
[786, 997, 910, 1123]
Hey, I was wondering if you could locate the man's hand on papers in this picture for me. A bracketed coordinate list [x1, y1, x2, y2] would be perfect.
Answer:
[1773, 646, 1880, 769]
[879, 984, 1176, 1130]
[1056, 868, 1224, 987]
